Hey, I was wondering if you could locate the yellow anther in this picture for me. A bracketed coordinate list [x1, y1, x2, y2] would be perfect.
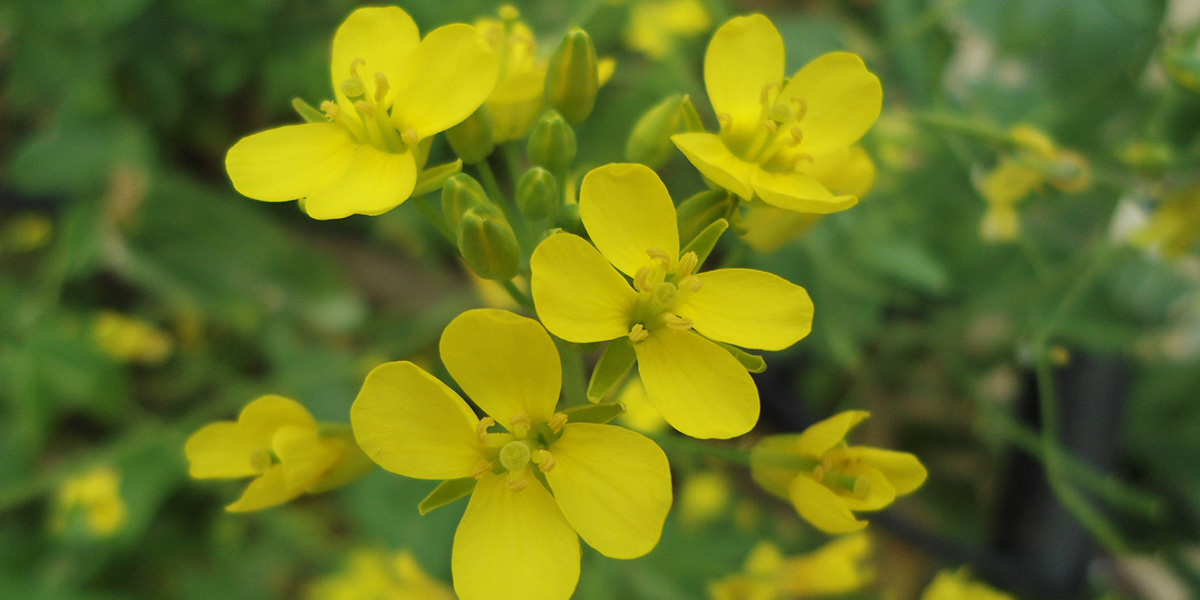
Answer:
[760, 119, 778, 133]
[373, 72, 390, 103]
[759, 82, 780, 106]
[475, 416, 496, 442]
[791, 97, 808, 121]
[470, 459, 493, 479]
[679, 275, 702, 292]
[716, 113, 733, 128]
[646, 247, 672, 266]
[664, 314, 693, 330]
[341, 77, 366, 100]
[786, 152, 815, 168]
[634, 266, 655, 292]
[505, 472, 529, 492]
[320, 100, 341, 120]
[790, 127, 804, 144]
[401, 129, 420, 146]
[498, 4, 520, 20]
[249, 449, 272, 472]
[629, 323, 649, 343]
[547, 412, 568, 433]
[509, 412, 532, 438]
[533, 449, 556, 473]
[674, 251, 698, 277]
[353, 100, 376, 118]
[349, 58, 366, 78]
[499, 441, 532, 472]
[810, 464, 826, 482]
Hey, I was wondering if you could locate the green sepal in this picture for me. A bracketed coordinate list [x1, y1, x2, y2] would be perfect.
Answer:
[516, 167, 559, 221]
[527, 111, 577, 173]
[680, 217, 728, 267]
[413, 160, 463, 198]
[545, 28, 599, 125]
[291, 98, 326, 123]
[561, 401, 626, 425]
[441, 173, 489, 233]
[677, 190, 734, 247]
[458, 205, 520, 280]
[586, 337, 636, 402]
[679, 95, 704, 133]
[445, 106, 496, 164]
[418, 477, 477, 515]
[715, 341, 766, 373]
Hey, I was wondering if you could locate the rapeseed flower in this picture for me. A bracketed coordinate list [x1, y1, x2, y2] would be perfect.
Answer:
[186, 395, 373, 511]
[306, 548, 455, 600]
[351, 309, 672, 600]
[225, 6, 498, 219]
[673, 15, 882, 215]
[50, 466, 127, 538]
[1131, 186, 1200, 259]
[921, 568, 1015, 600]
[709, 534, 872, 600]
[93, 310, 174, 365]
[750, 411, 926, 533]
[531, 163, 814, 439]
[625, 0, 712, 60]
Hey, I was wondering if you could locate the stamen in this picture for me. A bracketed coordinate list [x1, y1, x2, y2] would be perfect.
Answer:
[634, 266, 655, 292]
[547, 412, 568, 433]
[790, 127, 804, 145]
[679, 275, 702, 292]
[349, 58, 366, 78]
[759, 82, 780, 106]
[792, 97, 808, 121]
[646, 247, 672, 267]
[475, 417, 496, 443]
[505, 472, 529, 492]
[664, 315, 693, 330]
[810, 464, 826, 482]
[760, 120, 778, 133]
[373, 72, 390, 103]
[716, 113, 733, 130]
[674, 252, 698, 277]
[786, 152, 815, 168]
[509, 412, 532, 438]
[401, 129, 420, 146]
[533, 449, 556, 473]
[320, 100, 341, 120]
[353, 100, 376, 119]
[470, 459, 493, 479]
[629, 323, 649, 343]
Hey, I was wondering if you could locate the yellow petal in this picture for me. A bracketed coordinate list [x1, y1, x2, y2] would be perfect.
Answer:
[237, 395, 317, 446]
[787, 474, 867, 534]
[803, 145, 877, 198]
[272, 425, 341, 492]
[838, 464, 896, 511]
[779, 533, 872, 596]
[781, 52, 882, 155]
[738, 206, 821, 253]
[488, 69, 547, 143]
[751, 168, 858, 214]
[225, 465, 303, 512]
[849, 447, 928, 496]
[225, 124, 356, 202]
[302, 145, 417, 220]
[530, 233, 639, 343]
[634, 328, 758, 439]
[440, 309, 561, 427]
[704, 15, 784, 146]
[676, 268, 813, 351]
[185, 422, 263, 479]
[579, 163, 679, 277]
[350, 361, 488, 480]
[795, 411, 870, 457]
[671, 132, 756, 200]
[392, 24, 499, 140]
[748, 433, 802, 499]
[452, 474, 580, 600]
[545, 423, 672, 559]
[330, 6, 420, 113]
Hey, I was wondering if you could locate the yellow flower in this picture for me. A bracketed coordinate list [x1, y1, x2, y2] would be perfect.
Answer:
[680, 470, 732, 527]
[672, 15, 882, 215]
[93, 310, 174, 365]
[625, 0, 712, 59]
[750, 411, 926, 533]
[1131, 186, 1200, 259]
[531, 163, 814, 439]
[306, 548, 455, 600]
[709, 534, 872, 600]
[185, 395, 373, 512]
[614, 375, 668, 435]
[921, 568, 1015, 600]
[225, 6, 498, 220]
[740, 145, 878, 252]
[351, 309, 672, 600]
[50, 466, 127, 538]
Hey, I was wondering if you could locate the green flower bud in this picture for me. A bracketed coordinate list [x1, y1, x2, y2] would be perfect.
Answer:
[445, 106, 496, 164]
[677, 189, 735, 245]
[625, 94, 704, 169]
[527, 111, 577, 173]
[554, 202, 586, 237]
[516, 167, 559, 221]
[441, 174, 489, 233]
[458, 205, 520, 281]
[545, 28, 599, 124]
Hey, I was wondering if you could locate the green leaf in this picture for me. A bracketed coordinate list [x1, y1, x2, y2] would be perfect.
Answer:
[586, 337, 636, 402]
[418, 477, 477, 516]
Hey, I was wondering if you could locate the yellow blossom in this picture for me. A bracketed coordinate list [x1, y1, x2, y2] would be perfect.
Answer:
[350, 309, 672, 600]
[225, 6, 498, 219]
[709, 534, 873, 600]
[614, 375, 668, 434]
[50, 466, 127, 538]
[1131, 186, 1200, 259]
[750, 411, 926, 533]
[306, 549, 455, 600]
[680, 470, 732, 527]
[625, 0, 712, 59]
[93, 310, 174, 364]
[673, 15, 882, 215]
[921, 568, 1015, 600]
[185, 395, 373, 512]
[531, 163, 814, 439]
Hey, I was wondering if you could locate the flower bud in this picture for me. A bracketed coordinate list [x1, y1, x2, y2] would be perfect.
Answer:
[527, 111, 577, 173]
[554, 202, 586, 237]
[445, 106, 496, 165]
[545, 28, 599, 124]
[625, 94, 703, 169]
[441, 174, 489, 233]
[516, 167, 559, 221]
[458, 205, 520, 281]
[676, 189, 734, 245]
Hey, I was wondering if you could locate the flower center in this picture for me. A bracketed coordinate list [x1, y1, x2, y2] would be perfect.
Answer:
[498, 441, 531, 472]
[318, 58, 417, 154]
[474, 412, 569, 491]
[627, 248, 702, 342]
[726, 82, 813, 168]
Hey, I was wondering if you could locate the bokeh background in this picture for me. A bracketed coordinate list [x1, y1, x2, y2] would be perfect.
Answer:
[2, 0, 1200, 598]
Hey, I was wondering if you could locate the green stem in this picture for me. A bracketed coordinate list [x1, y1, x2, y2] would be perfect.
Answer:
[477, 161, 535, 258]
[911, 112, 1009, 145]
[500, 279, 534, 311]
[415, 196, 456, 246]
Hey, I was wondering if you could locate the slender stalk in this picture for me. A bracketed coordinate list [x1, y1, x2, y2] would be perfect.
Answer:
[415, 195, 456, 246]
[911, 112, 1009, 145]
[477, 160, 535, 257]
[500, 279, 534, 310]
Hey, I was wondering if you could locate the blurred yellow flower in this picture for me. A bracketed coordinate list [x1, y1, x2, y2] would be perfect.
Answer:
[225, 6, 498, 219]
[51, 466, 127, 538]
[614, 376, 669, 435]
[680, 470, 732, 527]
[751, 411, 926, 533]
[709, 533, 872, 600]
[1131, 186, 1200, 259]
[94, 310, 174, 365]
[673, 15, 881, 215]
[186, 395, 373, 512]
[0, 212, 52, 254]
[531, 163, 814, 439]
[350, 309, 672, 600]
[921, 568, 1015, 600]
[626, 0, 711, 59]
[306, 549, 455, 600]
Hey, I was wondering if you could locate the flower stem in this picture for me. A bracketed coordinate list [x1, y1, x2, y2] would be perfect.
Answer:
[415, 196, 456, 246]
[500, 279, 534, 310]
[477, 160, 535, 258]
